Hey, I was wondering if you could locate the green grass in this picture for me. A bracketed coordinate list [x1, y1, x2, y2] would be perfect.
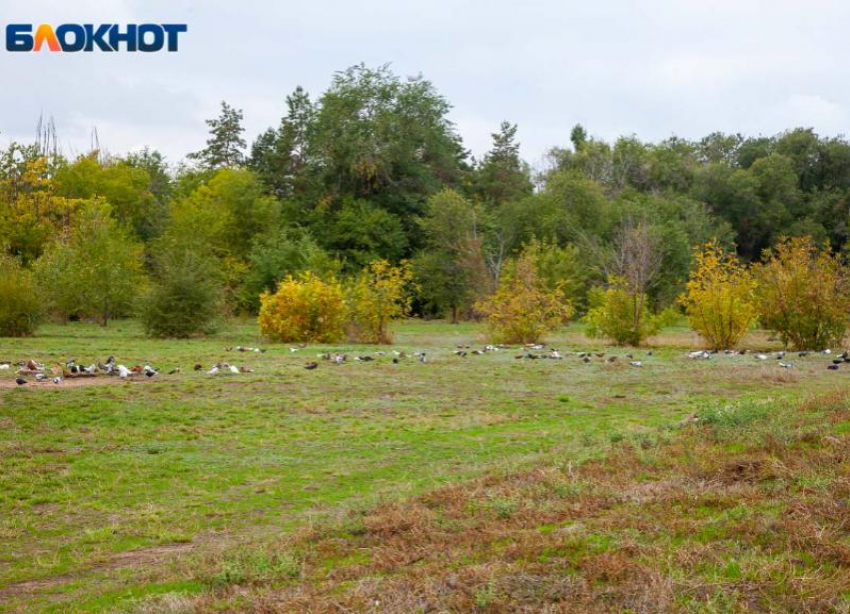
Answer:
[0, 320, 842, 612]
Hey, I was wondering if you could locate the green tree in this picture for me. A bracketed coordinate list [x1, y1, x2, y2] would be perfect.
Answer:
[414, 188, 487, 320]
[35, 202, 145, 325]
[249, 87, 315, 198]
[0, 254, 43, 337]
[474, 121, 533, 207]
[139, 246, 224, 338]
[188, 101, 247, 169]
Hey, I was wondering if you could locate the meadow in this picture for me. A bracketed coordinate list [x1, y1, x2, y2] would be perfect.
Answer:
[1, 320, 848, 613]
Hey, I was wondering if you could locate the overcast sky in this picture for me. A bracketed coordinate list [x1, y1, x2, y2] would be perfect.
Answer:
[0, 0, 847, 168]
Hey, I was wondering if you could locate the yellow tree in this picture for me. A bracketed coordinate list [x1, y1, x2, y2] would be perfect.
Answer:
[476, 250, 573, 344]
[680, 241, 757, 349]
[753, 236, 850, 350]
[346, 260, 415, 344]
[0, 157, 81, 264]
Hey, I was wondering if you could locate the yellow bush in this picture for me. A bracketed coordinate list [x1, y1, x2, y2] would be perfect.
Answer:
[258, 272, 346, 343]
[345, 260, 414, 344]
[753, 236, 850, 350]
[680, 241, 757, 349]
[584, 277, 659, 346]
[476, 251, 573, 344]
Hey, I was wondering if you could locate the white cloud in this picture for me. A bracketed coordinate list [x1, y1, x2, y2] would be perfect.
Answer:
[0, 0, 849, 163]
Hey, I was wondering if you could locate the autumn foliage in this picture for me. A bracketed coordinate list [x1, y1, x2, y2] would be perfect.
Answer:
[345, 260, 414, 344]
[680, 241, 758, 349]
[258, 272, 347, 343]
[476, 250, 573, 344]
[0, 254, 42, 337]
[753, 237, 850, 350]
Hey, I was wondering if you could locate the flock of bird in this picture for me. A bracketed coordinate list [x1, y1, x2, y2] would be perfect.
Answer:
[686, 347, 850, 370]
[3, 341, 849, 387]
[3, 356, 161, 386]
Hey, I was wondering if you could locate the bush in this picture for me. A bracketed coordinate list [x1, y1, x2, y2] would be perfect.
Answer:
[345, 260, 414, 344]
[0, 255, 42, 336]
[258, 272, 346, 343]
[240, 227, 337, 313]
[584, 277, 659, 346]
[476, 251, 573, 344]
[753, 236, 850, 350]
[33, 202, 146, 325]
[139, 248, 225, 338]
[680, 241, 757, 349]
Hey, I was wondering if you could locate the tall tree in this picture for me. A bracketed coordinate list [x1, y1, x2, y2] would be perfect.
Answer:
[474, 121, 533, 207]
[249, 87, 315, 198]
[188, 101, 247, 169]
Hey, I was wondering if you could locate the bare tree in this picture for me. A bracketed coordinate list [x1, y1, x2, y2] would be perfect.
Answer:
[609, 217, 663, 296]
[603, 217, 664, 335]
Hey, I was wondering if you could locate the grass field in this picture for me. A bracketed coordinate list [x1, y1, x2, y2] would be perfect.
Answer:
[1, 320, 848, 613]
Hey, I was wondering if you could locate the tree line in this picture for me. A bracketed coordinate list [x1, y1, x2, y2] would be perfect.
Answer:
[2, 63, 850, 345]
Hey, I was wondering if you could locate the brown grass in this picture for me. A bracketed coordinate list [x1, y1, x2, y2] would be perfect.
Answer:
[134, 389, 850, 614]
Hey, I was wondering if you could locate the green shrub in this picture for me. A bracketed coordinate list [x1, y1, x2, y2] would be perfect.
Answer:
[139, 248, 224, 338]
[584, 278, 659, 346]
[0, 255, 42, 337]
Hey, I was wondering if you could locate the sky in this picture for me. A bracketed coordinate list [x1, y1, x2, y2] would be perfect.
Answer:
[0, 0, 847, 169]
